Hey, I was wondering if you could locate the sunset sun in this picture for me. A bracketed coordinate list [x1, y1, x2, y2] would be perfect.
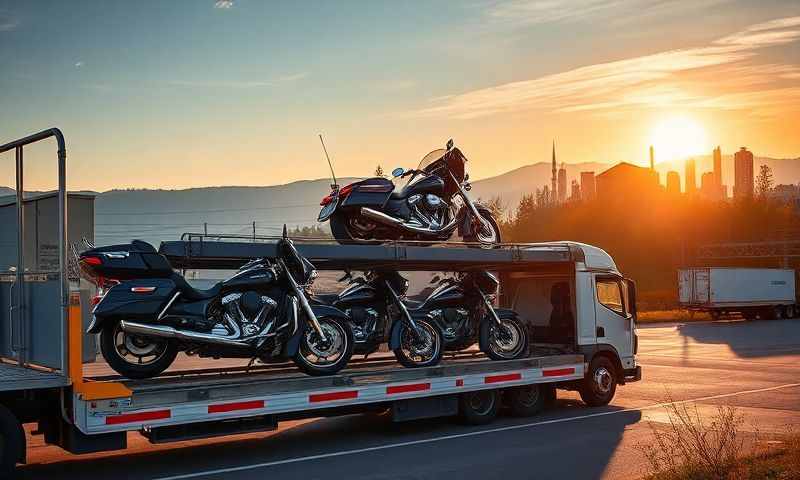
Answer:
[649, 116, 709, 161]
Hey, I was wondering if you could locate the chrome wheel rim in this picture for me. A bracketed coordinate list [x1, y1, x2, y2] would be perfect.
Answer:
[476, 215, 498, 244]
[300, 319, 348, 367]
[489, 319, 525, 359]
[113, 323, 169, 366]
[593, 367, 613, 395]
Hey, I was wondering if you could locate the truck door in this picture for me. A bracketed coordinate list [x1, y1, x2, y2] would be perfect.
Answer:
[693, 269, 710, 304]
[593, 275, 633, 359]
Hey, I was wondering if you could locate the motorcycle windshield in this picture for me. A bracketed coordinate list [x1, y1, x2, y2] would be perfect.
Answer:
[416, 148, 447, 172]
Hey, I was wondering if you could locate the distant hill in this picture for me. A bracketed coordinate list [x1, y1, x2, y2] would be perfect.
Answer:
[1, 154, 797, 247]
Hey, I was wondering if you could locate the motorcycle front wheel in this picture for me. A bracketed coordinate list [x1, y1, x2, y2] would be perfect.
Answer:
[464, 211, 502, 247]
[294, 317, 355, 376]
[481, 315, 529, 361]
[100, 320, 179, 379]
[393, 319, 444, 368]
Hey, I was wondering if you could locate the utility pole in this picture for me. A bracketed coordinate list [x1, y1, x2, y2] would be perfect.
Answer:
[252, 221, 256, 240]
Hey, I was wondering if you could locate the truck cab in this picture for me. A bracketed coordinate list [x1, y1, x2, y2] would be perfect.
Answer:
[502, 242, 640, 405]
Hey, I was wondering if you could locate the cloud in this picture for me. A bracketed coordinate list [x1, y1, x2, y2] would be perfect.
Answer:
[0, 13, 18, 32]
[413, 16, 800, 119]
[214, 0, 234, 9]
[167, 72, 308, 89]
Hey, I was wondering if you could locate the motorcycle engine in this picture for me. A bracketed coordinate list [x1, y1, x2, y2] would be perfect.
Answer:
[408, 194, 449, 229]
[345, 307, 379, 342]
[219, 291, 278, 337]
[429, 308, 469, 342]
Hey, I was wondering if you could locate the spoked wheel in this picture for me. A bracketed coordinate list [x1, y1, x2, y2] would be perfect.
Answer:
[294, 317, 354, 376]
[465, 211, 502, 248]
[393, 319, 444, 368]
[100, 321, 178, 379]
[482, 315, 529, 361]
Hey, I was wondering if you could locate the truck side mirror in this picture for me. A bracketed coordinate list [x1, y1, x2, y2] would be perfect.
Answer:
[625, 278, 637, 317]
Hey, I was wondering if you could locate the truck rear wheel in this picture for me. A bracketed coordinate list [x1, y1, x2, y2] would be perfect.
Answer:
[0, 404, 24, 477]
[506, 384, 546, 417]
[580, 356, 617, 407]
[459, 389, 500, 425]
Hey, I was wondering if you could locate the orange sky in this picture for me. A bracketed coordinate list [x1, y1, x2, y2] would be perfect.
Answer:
[1, 2, 798, 191]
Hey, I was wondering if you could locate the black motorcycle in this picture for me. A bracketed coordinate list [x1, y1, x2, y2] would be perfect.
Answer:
[314, 270, 445, 368]
[79, 235, 354, 379]
[412, 271, 529, 360]
[318, 140, 501, 246]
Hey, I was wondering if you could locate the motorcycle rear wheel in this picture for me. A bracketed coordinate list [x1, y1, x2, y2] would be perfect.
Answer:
[100, 320, 179, 379]
[330, 212, 368, 245]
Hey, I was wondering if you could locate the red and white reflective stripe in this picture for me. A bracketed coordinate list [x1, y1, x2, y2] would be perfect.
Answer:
[386, 382, 430, 395]
[309, 390, 359, 403]
[82, 362, 585, 434]
[484, 373, 522, 384]
[208, 400, 265, 414]
[105, 409, 170, 425]
[543, 367, 575, 377]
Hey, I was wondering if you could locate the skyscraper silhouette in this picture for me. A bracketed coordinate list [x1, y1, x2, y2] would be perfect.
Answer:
[551, 140, 557, 205]
[734, 147, 754, 198]
[685, 158, 696, 194]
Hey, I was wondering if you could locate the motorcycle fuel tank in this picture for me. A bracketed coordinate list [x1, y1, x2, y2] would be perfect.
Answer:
[222, 265, 277, 290]
[400, 175, 445, 199]
[336, 282, 378, 306]
[417, 283, 467, 310]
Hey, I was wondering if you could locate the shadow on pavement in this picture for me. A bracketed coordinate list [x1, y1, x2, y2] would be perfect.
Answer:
[677, 318, 800, 358]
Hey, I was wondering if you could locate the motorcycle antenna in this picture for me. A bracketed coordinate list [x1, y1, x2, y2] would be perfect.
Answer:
[319, 134, 338, 190]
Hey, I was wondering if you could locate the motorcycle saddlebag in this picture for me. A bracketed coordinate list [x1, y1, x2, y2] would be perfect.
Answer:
[93, 278, 178, 320]
[340, 177, 394, 208]
[81, 240, 173, 280]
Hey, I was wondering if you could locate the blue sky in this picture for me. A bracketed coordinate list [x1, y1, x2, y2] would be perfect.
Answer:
[1, 0, 798, 191]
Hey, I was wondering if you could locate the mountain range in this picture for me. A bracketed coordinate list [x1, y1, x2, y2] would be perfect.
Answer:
[2, 155, 798, 247]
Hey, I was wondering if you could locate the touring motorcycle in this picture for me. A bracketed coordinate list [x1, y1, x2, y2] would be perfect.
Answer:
[79, 234, 354, 379]
[313, 270, 445, 368]
[414, 271, 529, 360]
[318, 140, 502, 246]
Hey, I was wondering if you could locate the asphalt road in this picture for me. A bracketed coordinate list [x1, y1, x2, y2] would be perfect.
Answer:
[18, 318, 800, 480]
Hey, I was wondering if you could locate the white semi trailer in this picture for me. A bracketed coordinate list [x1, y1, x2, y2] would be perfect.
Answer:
[679, 267, 797, 320]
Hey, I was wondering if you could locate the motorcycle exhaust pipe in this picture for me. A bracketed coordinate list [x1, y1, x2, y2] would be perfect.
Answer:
[119, 320, 250, 348]
[360, 207, 458, 235]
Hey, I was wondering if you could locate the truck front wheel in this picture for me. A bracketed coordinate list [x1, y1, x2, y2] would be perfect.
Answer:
[0, 404, 24, 477]
[580, 356, 618, 407]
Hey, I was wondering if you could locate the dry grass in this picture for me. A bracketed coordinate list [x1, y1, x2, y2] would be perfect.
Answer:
[640, 395, 799, 480]
[637, 310, 712, 324]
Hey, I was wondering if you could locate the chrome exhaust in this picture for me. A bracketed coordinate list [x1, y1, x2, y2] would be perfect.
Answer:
[360, 207, 457, 234]
[119, 320, 250, 348]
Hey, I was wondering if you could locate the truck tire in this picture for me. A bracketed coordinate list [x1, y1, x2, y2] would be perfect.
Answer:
[506, 384, 546, 417]
[0, 404, 24, 477]
[579, 356, 617, 407]
[459, 389, 500, 425]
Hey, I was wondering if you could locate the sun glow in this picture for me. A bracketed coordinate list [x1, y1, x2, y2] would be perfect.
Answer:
[648, 116, 709, 161]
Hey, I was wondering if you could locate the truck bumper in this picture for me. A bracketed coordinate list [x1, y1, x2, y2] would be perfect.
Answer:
[623, 365, 642, 383]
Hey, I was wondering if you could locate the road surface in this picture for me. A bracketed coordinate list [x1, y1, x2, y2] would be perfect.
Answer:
[17, 318, 800, 479]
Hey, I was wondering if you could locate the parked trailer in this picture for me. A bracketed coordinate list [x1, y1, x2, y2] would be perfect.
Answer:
[679, 267, 797, 320]
[0, 130, 640, 476]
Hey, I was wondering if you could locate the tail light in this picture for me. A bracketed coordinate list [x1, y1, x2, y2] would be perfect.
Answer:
[81, 256, 102, 266]
[90, 294, 103, 306]
[320, 184, 355, 206]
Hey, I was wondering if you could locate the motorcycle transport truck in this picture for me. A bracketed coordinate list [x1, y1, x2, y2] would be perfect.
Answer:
[0, 129, 640, 476]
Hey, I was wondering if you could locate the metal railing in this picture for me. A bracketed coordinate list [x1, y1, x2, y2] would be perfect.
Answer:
[0, 128, 68, 373]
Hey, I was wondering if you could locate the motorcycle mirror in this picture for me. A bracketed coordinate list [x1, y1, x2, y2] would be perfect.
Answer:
[338, 269, 352, 282]
[446, 139, 454, 150]
[391, 167, 405, 178]
[430, 275, 441, 284]
[464, 173, 469, 181]
[282, 224, 288, 239]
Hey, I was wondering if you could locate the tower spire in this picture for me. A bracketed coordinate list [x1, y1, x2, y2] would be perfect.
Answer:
[551, 140, 557, 204]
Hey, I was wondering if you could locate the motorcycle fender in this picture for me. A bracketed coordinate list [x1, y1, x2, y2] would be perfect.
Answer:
[388, 319, 405, 350]
[478, 309, 520, 352]
[458, 204, 491, 238]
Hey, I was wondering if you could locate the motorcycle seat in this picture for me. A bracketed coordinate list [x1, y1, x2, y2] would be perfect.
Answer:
[311, 293, 340, 305]
[170, 273, 222, 301]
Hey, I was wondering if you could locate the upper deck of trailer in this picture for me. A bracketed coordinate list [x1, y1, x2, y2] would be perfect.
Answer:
[159, 235, 618, 273]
